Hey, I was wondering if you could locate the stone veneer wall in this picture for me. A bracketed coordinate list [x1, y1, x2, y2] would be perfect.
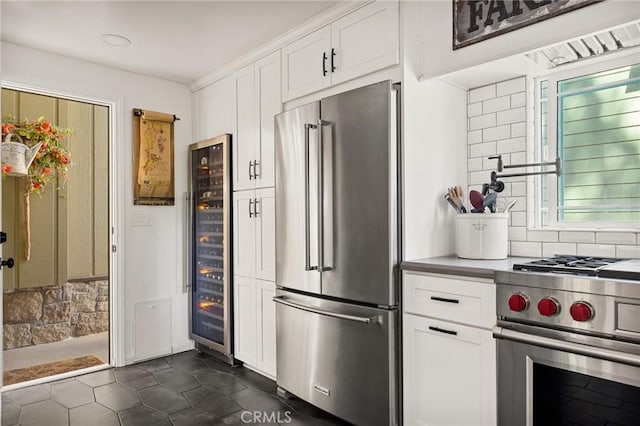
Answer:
[467, 76, 640, 258]
[3, 280, 109, 349]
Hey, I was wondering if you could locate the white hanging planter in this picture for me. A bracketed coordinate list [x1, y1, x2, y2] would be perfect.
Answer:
[1, 133, 42, 177]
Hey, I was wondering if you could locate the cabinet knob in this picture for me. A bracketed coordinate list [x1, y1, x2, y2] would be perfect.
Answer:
[0, 257, 15, 269]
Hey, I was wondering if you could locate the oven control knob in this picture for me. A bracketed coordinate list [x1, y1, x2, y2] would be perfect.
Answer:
[570, 301, 594, 322]
[537, 298, 559, 316]
[508, 294, 529, 312]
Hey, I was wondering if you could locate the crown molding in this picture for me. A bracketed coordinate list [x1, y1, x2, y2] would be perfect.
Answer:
[188, 1, 371, 92]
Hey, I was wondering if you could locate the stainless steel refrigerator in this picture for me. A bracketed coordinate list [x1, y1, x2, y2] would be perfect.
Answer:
[274, 81, 400, 426]
[187, 134, 234, 364]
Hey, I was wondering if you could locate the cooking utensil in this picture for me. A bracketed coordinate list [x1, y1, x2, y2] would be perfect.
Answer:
[447, 187, 466, 213]
[483, 192, 497, 213]
[503, 199, 517, 213]
[444, 193, 461, 213]
[455, 186, 467, 213]
[469, 190, 484, 211]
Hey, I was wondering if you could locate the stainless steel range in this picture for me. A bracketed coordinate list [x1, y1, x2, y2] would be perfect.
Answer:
[493, 255, 640, 426]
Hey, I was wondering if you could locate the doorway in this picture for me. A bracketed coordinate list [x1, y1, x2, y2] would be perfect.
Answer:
[1, 89, 111, 385]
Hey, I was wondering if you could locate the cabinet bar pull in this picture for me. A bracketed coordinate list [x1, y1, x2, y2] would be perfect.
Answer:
[430, 296, 459, 304]
[254, 198, 260, 217]
[331, 48, 336, 72]
[249, 198, 254, 218]
[249, 161, 254, 180]
[429, 326, 458, 336]
[253, 160, 260, 179]
[322, 52, 328, 77]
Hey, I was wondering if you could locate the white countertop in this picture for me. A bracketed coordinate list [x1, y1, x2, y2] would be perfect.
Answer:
[401, 255, 539, 280]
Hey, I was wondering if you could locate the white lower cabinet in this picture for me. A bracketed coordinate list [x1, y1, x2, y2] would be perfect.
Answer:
[233, 187, 276, 377]
[233, 276, 276, 377]
[403, 272, 497, 426]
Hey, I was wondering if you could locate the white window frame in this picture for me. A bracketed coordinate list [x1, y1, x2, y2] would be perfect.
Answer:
[534, 49, 640, 231]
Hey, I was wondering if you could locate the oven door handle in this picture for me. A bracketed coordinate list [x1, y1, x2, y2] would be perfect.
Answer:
[493, 326, 640, 367]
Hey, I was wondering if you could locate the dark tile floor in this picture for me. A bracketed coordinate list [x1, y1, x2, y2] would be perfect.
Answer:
[1, 350, 349, 426]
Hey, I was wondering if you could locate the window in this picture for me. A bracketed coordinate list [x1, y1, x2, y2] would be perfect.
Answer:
[538, 54, 640, 228]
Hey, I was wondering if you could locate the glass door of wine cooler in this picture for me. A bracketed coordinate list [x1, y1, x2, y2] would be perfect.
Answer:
[188, 134, 231, 357]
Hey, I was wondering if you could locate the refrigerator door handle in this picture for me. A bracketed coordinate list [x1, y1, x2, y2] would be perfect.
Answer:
[273, 296, 378, 324]
[304, 123, 318, 271]
[318, 119, 332, 272]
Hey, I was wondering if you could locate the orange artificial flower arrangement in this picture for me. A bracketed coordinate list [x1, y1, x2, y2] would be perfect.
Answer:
[1, 115, 73, 194]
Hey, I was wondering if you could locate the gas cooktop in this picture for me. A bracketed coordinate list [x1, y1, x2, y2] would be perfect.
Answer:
[513, 255, 640, 281]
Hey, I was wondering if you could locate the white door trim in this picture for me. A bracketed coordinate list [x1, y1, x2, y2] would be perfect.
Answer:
[0, 80, 124, 372]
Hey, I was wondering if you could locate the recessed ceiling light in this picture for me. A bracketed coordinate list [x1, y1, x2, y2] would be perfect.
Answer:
[101, 33, 131, 47]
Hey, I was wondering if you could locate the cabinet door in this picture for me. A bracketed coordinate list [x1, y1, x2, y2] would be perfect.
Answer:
[403, 314, 496, 426]
[330, 1, 399, 85]
[281, 26, 331, 101]
[255, 51, 282, 189]
[256, 279, 276, 377]
[233, 190, 256, 278]
[234, 64, 256, 191]
[233, 275, 256, 365]
[255, 188, 275, 282]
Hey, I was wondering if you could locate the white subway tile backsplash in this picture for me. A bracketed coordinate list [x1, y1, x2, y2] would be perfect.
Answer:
[511, 182, 526, 196]
[511, 92, 526, 108]
[469, 170, 488, 185]
[469, 142, 496, 158]
[497, 137, 526, 153]
[469, 84, 496, 103]
[559, 231, 596, 243]
[483, 96, 511, 114]
[509, 226, 527, 241]
[468, 102, 483, 117]
[497, 107, 526, 125]
[527, 230, 559, 242]
[467, 77, 637, 259]
[617, 245, 640, 259]
[543, 242, 577, 257]
[483, 125, 511, 142]
[496, 77, 525, 96]
[577, 244, 616, 257]
[469, 113, 497, 130]
[511, 152, 526, 164]
[468, 157, 483, 172]
[595, 232, 636, 245]
[511, 122, 525, 137]
[468, 130, 482, 144]
[511, 241, 542, 257]
[511, 211, 526, 226]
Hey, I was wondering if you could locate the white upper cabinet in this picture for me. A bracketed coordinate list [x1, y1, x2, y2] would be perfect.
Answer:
[255, 52, 282, 189]
[282, 26, 332, 101]
[233, 64, 257, 192]
[282, 0, 399, 101]
[330, 1, 399, 85]
[233, 51, 282, 191]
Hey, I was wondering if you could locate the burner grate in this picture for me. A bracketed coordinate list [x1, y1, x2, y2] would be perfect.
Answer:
[514, 255, 628, 275]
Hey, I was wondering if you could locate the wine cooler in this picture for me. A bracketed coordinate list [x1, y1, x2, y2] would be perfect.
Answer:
[187, 134, 234, 363]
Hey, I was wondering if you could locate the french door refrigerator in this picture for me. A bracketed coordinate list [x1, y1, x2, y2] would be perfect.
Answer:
[275, 81, 401, 426]
[187, 134, 234, 364]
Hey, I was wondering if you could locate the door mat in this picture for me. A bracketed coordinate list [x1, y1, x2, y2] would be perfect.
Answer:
[3, 355, 105, 385]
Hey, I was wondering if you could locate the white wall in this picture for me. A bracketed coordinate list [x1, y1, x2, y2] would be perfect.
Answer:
[1, 42, 194, 365]
[466, 76, 640, 259]
[402, 1, 468, 261]
[418, 0, 639, 80]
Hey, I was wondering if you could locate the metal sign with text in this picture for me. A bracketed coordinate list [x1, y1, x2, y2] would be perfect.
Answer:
[453, 0, 603, 50]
